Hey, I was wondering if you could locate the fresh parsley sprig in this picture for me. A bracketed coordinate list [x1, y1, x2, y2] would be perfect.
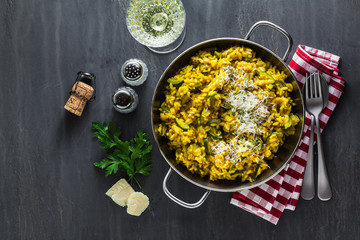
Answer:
[92, 121, 152, 190]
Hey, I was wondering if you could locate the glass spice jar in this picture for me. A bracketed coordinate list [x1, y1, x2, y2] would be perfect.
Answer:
[112, 86, 139, 113]
[120, 59, 148, 86]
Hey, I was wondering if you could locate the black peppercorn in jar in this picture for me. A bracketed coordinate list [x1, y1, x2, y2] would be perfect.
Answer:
[112, 87, 139, 113]
[121, 59, 148, 86]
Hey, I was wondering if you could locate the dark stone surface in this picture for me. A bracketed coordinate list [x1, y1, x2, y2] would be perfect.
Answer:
[1, 0, 359, 239]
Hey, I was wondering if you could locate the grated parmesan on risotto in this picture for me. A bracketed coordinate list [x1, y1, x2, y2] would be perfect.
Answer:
[158, 46, 300, 182]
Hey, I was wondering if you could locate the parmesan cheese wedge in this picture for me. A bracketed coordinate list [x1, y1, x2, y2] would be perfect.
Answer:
[126, 192, 149, 216]
[105, 178, 135, 207]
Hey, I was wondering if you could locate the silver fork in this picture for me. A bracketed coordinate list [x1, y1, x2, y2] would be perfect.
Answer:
[301, 73, 315, 200]
[303, 73, 332, 201]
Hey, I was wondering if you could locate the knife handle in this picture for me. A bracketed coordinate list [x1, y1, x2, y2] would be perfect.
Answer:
[301, 114, 315, 200]
[316, 116, 332, 201]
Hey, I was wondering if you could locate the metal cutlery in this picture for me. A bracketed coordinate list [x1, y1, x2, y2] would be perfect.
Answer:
[301, 76, 315, 200]
[301, 72, 332, 201]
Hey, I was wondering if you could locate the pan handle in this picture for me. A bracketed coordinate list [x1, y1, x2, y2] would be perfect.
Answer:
[245, 21, 293, 62]
[163, 168, 211, 208]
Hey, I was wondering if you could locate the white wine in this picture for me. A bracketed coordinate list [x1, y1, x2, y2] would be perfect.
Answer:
[126, 0, 185, 48]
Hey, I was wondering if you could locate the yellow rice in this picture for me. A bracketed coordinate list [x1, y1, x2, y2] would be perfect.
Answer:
[157, 46, 300, 182]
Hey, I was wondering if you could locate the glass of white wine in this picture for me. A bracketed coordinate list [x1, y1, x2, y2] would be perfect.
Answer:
[126, 0, 186, 54]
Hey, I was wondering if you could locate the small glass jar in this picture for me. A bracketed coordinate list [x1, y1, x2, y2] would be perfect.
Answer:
[112, 87, 139, 113]
[121, 59, 148, 86]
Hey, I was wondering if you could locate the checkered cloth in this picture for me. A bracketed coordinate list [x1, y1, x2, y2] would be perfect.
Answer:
[230, 45, 346, 225]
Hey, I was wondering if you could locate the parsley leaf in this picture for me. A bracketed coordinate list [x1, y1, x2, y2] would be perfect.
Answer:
[92, 121, 152, 189]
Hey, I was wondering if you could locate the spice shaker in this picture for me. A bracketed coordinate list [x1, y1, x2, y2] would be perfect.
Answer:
[112, 86, 139, 113]
[64, 72, 96, 116]
[121, 59, 148, 86]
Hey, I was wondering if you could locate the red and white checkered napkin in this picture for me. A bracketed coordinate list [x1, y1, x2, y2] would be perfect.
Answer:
[230, 45, 346, 225]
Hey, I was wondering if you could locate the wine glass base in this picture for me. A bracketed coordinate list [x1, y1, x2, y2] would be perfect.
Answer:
[147, 28, 186, 54]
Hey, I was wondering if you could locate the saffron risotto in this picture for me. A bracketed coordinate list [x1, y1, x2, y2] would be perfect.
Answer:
[157, 46, 300, 182]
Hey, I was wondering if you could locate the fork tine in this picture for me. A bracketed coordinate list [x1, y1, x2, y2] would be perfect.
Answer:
[316, 73, 323, 99]
[313, 73, 319, 97]
[309, 73, 314, 98]
[314, 73, 320, 98]
[305, 73, 310, 99]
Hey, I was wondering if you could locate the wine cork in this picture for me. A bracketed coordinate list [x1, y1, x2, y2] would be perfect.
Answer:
[64, 81, 94, 116]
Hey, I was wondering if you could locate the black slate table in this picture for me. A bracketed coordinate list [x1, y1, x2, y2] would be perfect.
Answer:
[1, 0, 359, 239]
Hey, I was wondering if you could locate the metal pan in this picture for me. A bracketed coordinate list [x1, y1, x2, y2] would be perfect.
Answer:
[151, 21, 304, 208]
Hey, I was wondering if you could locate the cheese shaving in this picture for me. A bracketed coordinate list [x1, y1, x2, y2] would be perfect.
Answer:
[222, 66, 272, 135]
[212, 65, 273, 163]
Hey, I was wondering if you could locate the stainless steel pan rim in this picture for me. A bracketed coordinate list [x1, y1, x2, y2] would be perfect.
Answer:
[151, 21, 305, 208]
